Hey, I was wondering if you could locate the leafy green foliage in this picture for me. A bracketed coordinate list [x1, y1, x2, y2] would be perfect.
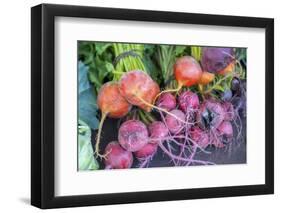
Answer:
[78, 61, 99, 130]
[143, 45, 161, 84]
[78, 42, 114, 93]
[78, 119, 99, 170]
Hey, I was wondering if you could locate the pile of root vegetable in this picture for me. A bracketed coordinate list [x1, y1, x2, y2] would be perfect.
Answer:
[78, 43, 246, 170]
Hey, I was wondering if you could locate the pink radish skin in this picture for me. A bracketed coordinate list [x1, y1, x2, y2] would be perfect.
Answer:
[104, 142, 133, 169]
[178, 91, 200, 113]
[134, 143, 158, 159]
[149, 121, 169, 144]
[165, 109, 185, 134]
[118, 120, 149, 152]
[156, 93, 176, 111]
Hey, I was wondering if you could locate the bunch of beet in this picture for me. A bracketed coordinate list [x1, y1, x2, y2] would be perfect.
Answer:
[96, 53, 242, 169]
[103, 89, 240, 169]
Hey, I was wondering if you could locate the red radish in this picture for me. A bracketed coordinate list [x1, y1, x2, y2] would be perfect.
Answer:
[95, 82, 131, 157]
[165, 109, 185, 134]
[134, 143, 158, 159]
[119, 70, 160, 112]
[178, 91, 200, 113]
[118, 120, 149, 152]
[190, 127, 210, 148]
[104, 142, 133, 169]
[156, 92, 176, 111]
[174, 56, 202, 87]
[148, 121, 169, 144]
[222, 102, 235, 121]
[217, 121, 233, 138]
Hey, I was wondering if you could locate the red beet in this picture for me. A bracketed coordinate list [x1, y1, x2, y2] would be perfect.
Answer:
[174, 56, 202, 87]
[104, 142, 133, 169]
[190, 127, 210, 148]
[148, 121, 169, 144]
[217, 121, 233, 138]
[197, 100, 225, 130]
[201, 47, 234, 74]
[118, 120, 149, 152]
[119, 70, 160, 112]
[178, 91, 200, 113]
[222, 102, 235, 121]
[165, 109, 185, 134]
[134, 143, 158, 159]
[156, 92, 176, 111]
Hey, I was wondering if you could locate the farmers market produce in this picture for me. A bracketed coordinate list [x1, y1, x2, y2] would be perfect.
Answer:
[78, 42, 247, 170]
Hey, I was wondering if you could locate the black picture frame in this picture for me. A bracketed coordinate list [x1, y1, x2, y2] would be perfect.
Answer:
[31, 3, 274, 209]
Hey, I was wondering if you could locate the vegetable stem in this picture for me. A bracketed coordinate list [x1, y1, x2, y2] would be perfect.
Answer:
[95, 112, 109, 159]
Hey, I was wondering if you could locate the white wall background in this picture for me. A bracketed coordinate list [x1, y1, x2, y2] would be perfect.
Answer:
[0, 0, 279, 212]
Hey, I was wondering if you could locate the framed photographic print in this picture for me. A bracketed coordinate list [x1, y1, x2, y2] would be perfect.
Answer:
[31, 3, 274, 209]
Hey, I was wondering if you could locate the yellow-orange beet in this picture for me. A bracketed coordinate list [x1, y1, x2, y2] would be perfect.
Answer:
[217, 61, 235, 75]
[97, 82, 131, 118]
[119, 70, 160, 112]
[198, 71, 215, 85]
[95, 82, 131, 158]
[174, 56, 202, 87]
